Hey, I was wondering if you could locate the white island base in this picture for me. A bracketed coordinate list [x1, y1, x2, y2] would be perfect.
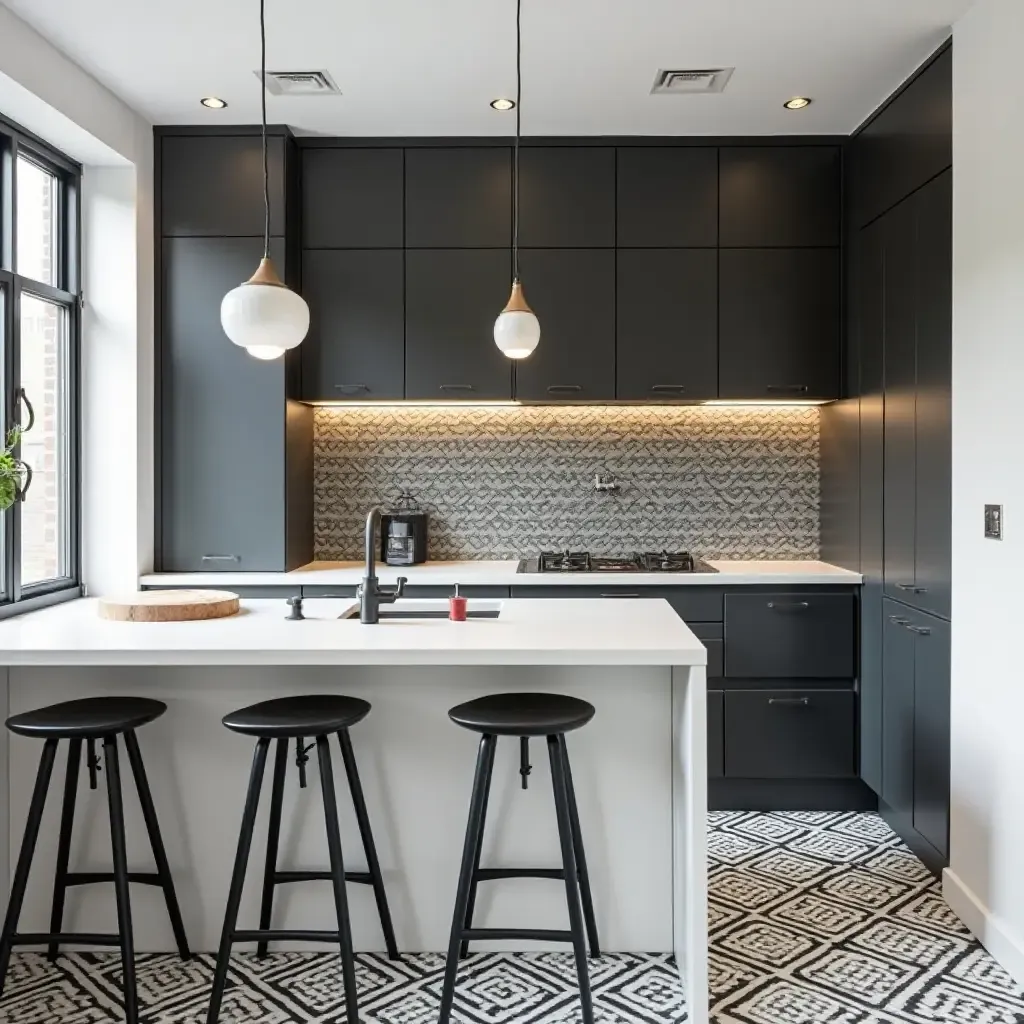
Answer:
[0, 598, 708, 1023]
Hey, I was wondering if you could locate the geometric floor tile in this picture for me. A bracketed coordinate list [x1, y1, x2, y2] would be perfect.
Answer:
[4, 813, 1024, 1024]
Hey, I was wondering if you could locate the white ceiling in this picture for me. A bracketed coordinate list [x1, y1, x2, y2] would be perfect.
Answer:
[1, 0, 972, 137]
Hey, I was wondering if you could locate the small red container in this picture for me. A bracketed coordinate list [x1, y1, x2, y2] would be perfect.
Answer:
[449, 586, 468, 621]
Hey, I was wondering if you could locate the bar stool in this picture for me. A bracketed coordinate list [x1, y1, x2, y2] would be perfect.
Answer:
[0, 697, 190, 1024]
[208, 694, 398, 1024]
[439, 692, 600, 1024]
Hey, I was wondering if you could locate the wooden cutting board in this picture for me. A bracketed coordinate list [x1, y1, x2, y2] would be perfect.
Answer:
[98, 590, 241, 622]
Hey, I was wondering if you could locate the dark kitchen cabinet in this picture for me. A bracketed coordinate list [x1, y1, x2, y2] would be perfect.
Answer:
[161, 134, 287, 237]
[301, 147, 404, 248]
[719, 146, 841, 247]
[718, 248, 840, 400]
[405, 249, 513, 400]
[513, 249, 616, 402]
[616, 148, 718, 247]
[161, 236, 297, 571]
[616, 249, 718, 401]
[518, 147, 615, 248]
[301, 249, 405, 401]
[882, 603, 916, 819]
[405, 147, 511, 248]
[707, 690, 725, 779]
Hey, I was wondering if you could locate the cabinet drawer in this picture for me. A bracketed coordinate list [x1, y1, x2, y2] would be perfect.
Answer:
[725, 689, 855, 778]
[724, 592, 854, 678]
[510, 586, 723, 622]
[690, 622, 723, 678]
[708, 690, 724, 779]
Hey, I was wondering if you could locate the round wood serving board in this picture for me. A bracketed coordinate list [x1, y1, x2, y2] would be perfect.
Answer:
[98, 590, 240, 622]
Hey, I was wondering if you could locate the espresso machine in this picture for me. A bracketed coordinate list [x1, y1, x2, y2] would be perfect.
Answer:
[380, 492, 429, 566]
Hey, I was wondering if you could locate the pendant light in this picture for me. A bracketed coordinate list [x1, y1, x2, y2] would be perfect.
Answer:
[220, 0, 310, 360]
[493, 0, 540, 360]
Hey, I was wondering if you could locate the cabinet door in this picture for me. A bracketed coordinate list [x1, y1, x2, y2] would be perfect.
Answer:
[882, 199, 918, 603]
[708, 690, 725, 779]
[616, 249, 717, 401]
[616, 148, 718, 247]
[161, 237, 286, 570]
[513, 250, 615, 401]
[719, 248, 840, 400]
[912, 170, 952, 620]
[301, 148, 404, 248]
[720, 146, 841, 247]
[882, 601, 916, 817]
[405, 249, 513, 400]
[301, 250, 404, 401]
[161, 135, 286, 237]
[912, 612, 950, 857]
[518, 148, 615, 247]
[405, 148, 511, 247]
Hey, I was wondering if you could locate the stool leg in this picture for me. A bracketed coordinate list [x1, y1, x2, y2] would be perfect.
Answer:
[439, 734, 497, 1024]
[558, 734, 600, 958]
[548, 734, 594, 1024]
[257, 737, 289, 959]
[316, 735, 360, 1024]
[458, 738, 493, 960]
[104, 735, 138, 1024]
[47, 737, 82, 962]
[337, 728, 400, 961]
[0, 738, 58, 995]
[124, 730, 191, 961]
[207, 738, 270, 1024]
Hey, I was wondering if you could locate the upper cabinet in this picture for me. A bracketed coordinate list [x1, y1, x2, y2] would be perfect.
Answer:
[518, 148, 615, 247]
[719, 248, 840, 400]
[161, 134, 287, 237]
[301, 148, 404, 248]
[719, 146, 841, 247]
[616, 148, 718, 247]
[405, 147, 511, 247]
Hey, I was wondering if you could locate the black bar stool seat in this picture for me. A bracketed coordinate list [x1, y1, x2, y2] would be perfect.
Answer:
[207, 694, 397, 1024]
[449, 692, 595, 736]
[222, 694, 370, 737]
[439, 692, 600, 1024]
[0, 697, 190, 1024]
[7, 696, 166, 737]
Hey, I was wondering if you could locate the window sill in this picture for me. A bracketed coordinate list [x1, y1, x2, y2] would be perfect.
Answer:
[0, 585, 83, 620]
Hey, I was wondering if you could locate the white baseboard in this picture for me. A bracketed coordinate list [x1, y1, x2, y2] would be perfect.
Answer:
[944, 867, 1024, 985]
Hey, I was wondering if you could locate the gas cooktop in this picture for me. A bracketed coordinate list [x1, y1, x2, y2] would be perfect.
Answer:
[517, 551, 718, 574]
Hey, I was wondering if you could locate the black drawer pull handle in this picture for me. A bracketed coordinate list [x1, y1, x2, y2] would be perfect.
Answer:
[889, 615, 910, 625]
[201, 554, 241, 563]
[334, 383, 369, 393]
[906, 624, 932, 636]
[768, 697, 810, 707]
[766, 601, 810, 610]
[439, 384, 476, 392]
[650, 385, 686, 393]
[600, 593, 641, 598]
[547, 384, 584, 393]
[766, 385, 809, 394]
[895, 583, 917, 591]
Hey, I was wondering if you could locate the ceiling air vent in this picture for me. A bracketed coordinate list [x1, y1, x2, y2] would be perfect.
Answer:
[650, 67, 734, 95]
[258, 70, 341, 97]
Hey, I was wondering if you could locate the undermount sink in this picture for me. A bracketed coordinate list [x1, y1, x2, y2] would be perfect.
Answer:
[339, 599, 503, 621]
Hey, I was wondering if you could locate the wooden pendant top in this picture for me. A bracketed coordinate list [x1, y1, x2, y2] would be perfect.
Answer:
[246, 257, 285, 288]
[502, 279, 534, 314]
[98, 590, 241, 622]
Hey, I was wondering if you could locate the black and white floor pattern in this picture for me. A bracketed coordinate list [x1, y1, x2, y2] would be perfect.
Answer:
[2, 812, 1024, 1023]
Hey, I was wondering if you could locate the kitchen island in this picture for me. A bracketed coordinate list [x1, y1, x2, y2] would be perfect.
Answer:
[0, 596, 708, 1022]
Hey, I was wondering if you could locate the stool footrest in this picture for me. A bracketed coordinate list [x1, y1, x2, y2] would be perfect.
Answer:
[273, 869, 373, 885]
[475, 868, 565, 882]
[11, 932, 122, 947]
[232, 928, 341, 943]
[65, 871, 164, 887]
[462, 927, 574, 943]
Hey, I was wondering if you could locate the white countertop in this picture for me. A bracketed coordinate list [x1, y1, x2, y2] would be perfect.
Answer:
[139, 559, 862, 588]
[0, 597, 707, 668]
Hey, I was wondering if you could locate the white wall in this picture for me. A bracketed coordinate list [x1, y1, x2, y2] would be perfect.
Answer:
[944, 0, 1024, 984]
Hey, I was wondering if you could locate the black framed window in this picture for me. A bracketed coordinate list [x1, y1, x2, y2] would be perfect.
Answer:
[0, 116, 81, 615]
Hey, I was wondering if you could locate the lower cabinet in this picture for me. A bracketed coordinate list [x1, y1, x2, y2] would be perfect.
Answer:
[707, 690, 725, 779]
[882, 599, 950, 860]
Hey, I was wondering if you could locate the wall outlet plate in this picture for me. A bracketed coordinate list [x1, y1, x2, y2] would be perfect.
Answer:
[985, 504, 1003, 539]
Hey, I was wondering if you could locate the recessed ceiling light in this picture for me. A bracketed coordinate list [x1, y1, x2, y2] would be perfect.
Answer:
[490, 98, 516, 111]
[200, 96, 228, 109]
[783, 96, 812, 110]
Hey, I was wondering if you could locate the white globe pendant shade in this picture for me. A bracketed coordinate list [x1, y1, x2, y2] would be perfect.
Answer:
[221, 258, 310, 360]
[493, 280, 540, 359]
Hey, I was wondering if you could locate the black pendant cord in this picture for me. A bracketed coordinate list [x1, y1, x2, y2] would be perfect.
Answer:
[512, 0, 522, 282]
[260, 0, 270, 260]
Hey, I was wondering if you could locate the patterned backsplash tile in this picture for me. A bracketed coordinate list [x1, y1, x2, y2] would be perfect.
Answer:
[314, 406, 820, 560]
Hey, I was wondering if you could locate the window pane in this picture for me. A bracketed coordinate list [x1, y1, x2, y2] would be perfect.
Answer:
[0, 285, 6, 601]
[19, 295, 69, 587]
[16, 156, 59, 287]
